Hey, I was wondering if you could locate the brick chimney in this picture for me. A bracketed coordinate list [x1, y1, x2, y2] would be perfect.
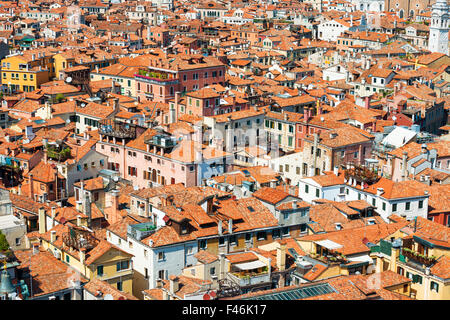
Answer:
[303, 108, 309, 122]
[29, 173, 34, 201]
[364, 95, 371, 109]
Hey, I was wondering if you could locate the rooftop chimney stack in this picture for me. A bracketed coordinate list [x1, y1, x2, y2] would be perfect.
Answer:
[276, 241, 286, 272]
[169, 275, 179, 295]
[38, 207, 46, 234]
[50, 230, 56, 243]
[84, 192, 91, 228]
[402, 151, 408, 181]
[218, 220, 223, 236]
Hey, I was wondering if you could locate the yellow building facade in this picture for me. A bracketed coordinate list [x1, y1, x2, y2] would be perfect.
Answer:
[1, 55, 50, 92]
[370, 235, 449, 300]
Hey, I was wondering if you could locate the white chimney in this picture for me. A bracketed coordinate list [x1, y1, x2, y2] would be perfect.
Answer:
[50, 230, 56, 243]
[218, 220, 223, 236]
[376, 188, 384, 196]
[333, 166, 339, 176]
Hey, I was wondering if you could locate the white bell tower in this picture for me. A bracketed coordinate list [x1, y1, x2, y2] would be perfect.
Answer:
[428, 0, 449, 55]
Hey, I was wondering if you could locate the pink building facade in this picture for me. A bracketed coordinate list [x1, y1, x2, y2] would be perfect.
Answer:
[96, 121, 231, 188]
[135, 61, 226, 103]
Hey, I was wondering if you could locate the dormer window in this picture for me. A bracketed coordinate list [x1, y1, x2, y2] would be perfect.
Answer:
[181, 224, 188, 234]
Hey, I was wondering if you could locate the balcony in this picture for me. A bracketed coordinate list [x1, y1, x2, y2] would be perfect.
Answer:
[227, 271, 270, 287]
[309, 252, 347, 265]
[127, 222, 157, 241]
[62, 227, 98, 251]
[135, 69, 179, 85]
[401, 248, 437, 267]
[47, 146, 71, 162]
[99, 118, 136, 139]
[344, 165, 379, 184]
[144, 134, 177, 149]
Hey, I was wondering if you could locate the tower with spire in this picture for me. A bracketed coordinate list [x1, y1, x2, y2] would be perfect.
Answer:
[428, 0, 449, 55]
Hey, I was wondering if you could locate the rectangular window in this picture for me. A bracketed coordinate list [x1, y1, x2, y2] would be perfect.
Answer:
[97, 265, 104, 276]
[431, 281, 439, 292]
[392, 203, 397, 212]
[229, 235, 237, 246]
[382, 202, 386, 211]
[158, 252, 165, 261]
[245, 233, 251, 242]
[199, 239, 207, 250]
[418, 200, 424, 209]
[272, 229, 280, 239]
[116, 281, 123, 291]
[257, 231, 267, 241]
[116, 260, 129, 271]
[405, 202, 411, 211]
[219, 237, 225, 246]
[316, 188, 320, 197]
[210, 267, 215, 275]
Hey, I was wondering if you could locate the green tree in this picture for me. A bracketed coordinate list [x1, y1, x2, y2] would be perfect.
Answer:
[55, 93, 65, 103]
[0, 231, 9, 251]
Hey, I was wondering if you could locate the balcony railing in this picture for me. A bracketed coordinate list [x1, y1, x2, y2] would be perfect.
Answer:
[227, 272, 270, 287]
[99, 119, 136, 139]
[309, 253, 347, 265]
[344, 165, 379, 184]
[47, 147, 71, 161]
[135, 70, 179, 85]
[401, 248, 437, 266]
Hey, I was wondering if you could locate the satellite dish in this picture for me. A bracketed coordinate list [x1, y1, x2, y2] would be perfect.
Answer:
[103, 294, 114, 300]
[66, 77, 72, 83]
[81, 103, 86, 108]
[112, 176, 119, 182]
[66, 119, 70, 124]
[392, 116, 397, 121]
